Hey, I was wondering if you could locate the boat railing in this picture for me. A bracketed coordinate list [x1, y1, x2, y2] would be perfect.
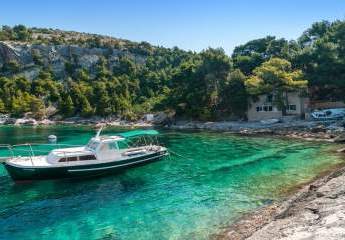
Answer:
[124, 135, 162, 149]
[0, 143, 84, 164]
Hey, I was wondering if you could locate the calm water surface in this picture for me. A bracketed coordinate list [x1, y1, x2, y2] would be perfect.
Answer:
[0, 125, 343, 240]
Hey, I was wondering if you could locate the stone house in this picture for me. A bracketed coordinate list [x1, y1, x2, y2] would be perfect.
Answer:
[247, 92, 309, 121]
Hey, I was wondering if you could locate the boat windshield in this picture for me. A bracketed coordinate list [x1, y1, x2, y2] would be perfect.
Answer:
[87, 140, 100, 151]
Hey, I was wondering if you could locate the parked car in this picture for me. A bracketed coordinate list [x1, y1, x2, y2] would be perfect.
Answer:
[311, 108, 345, 120]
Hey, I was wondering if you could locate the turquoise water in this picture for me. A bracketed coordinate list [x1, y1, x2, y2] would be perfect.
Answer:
[0, 126, 343, 240]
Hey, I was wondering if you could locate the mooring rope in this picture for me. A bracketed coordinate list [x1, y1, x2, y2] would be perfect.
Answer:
[168, 150, 194, 161]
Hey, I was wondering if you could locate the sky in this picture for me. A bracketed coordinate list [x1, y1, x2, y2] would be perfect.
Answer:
[1, 0, 345, 54]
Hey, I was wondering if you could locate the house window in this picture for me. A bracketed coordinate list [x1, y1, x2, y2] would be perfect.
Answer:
[263, 105, 273, 112]
[287, 105, 297, 111]
[266, 95, 273, 103]
[256, 105, 273, 112]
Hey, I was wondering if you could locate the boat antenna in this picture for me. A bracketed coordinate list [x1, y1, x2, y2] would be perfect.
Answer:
[95, 126, 103, 138]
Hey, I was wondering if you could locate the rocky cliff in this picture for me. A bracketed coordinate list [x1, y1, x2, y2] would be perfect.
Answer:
[0, 41, 147, 80]
[0, 27, 153, 80]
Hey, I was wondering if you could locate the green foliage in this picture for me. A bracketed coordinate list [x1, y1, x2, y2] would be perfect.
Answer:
[219, 70, 248, 118]
[59, 95, 75, 117]
[0, 25, 31, 41]
[0, 20, 344, 120]
[2, 60, 20, 73]
[294, 20, 345, 100]
[232, 36, 297, 75]
[245, 58, 307, 114]
[167, 48, 232, 120]
[29, 97, 46, 120]
[0, 99, 6, 113]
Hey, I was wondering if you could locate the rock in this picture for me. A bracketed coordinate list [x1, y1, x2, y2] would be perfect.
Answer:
[4, 118, 16, 124]
[220, 167, 345, 240]
[15, 118, 38, 126]
[38, 119, 55, 125]
[334, 133, 345, 143]
[0, 41, 148, 81]
[0, 114, 9, 124]
[260, 118, 280, 125]
[153, 111, 175, 125]
[311, 125, 327, 133]
[336, 148, 345, 153]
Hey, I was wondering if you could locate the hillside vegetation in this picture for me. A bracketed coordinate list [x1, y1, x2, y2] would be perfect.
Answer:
[0, 20, 344, 120]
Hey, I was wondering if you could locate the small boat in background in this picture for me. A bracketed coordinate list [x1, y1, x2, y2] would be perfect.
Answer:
[2, 129, 168, 181]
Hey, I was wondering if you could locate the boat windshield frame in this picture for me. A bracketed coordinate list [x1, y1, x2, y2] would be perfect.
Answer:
[86, 139, 100, 151]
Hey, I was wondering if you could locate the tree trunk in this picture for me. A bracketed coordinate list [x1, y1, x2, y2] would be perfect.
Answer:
[282, 91, 289, 116]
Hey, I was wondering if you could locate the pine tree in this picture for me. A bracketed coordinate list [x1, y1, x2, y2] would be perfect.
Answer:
[60, 95, 75, 117]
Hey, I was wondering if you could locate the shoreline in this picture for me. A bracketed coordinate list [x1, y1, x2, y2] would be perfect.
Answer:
[168, 120, 345, 143]
[3, 118, 345, 144]
[214, 162, 345, 240]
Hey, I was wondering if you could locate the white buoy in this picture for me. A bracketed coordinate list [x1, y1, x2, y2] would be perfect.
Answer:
[48, 135, 57, 143]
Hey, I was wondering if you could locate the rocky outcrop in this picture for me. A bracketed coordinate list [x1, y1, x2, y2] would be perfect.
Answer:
[0, 42, 21, 65]
[0, 41, 147, 80]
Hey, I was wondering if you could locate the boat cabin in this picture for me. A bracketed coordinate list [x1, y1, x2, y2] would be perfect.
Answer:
[46, 134, 149, 164]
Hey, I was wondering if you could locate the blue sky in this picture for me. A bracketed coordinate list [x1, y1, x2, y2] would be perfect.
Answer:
[1, 0, 345, 54]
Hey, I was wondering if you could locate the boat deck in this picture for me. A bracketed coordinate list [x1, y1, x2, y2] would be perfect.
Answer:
[10, 156, 50, 167]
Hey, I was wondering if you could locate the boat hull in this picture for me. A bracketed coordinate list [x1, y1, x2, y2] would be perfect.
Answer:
[4, 150, 168, 181]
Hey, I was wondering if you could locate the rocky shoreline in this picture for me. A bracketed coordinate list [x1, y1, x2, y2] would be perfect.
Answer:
[3, 117, 345, 143]
[215, 163, 345, 240]
[170, 120, 345, 143]
[168, 120, 345, 239]
[0, 116, 154, 128]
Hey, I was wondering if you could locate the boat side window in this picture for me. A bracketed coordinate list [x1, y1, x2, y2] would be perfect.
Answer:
[79, 155, 97, 161]
[108, 142, 118, 150]
[59, 156, 78, 162]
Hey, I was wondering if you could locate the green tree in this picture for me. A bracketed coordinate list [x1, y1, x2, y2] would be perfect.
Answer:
[2, 60, 20, 73]
[113, 56, 136, 76]
[219, 69, 248, 118]
[232, 36, 295, 75]
[29, 97, 46, 120]
[245, 58, 307, 115]
[93, 82, 111, 116]
[13, 25, 31, 41]
[0, 99, 6, 113]
[80, 96, 94, 117]
[294, 20, 345, 101]
[59, 95, 75, 117]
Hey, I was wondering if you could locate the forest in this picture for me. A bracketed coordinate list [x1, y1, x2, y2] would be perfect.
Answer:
[0, 20, 344, 120]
